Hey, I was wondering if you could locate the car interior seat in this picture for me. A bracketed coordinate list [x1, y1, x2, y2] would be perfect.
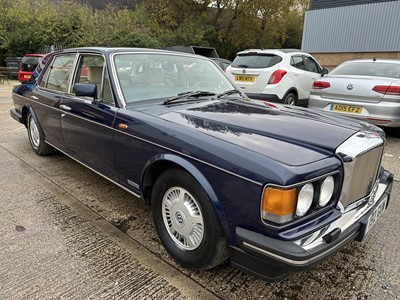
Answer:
[87, 66, 103, 97]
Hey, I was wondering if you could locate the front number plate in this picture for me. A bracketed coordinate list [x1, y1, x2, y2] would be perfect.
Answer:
[330, 104, 362, 114]
[365, 196, 388, 234]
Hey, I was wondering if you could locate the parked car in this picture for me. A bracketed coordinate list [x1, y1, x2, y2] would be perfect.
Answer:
[210, 57, 231, 71]
[10, 47, 393, 282]
[18, 54, 46, 83]
[225, 49, 328, 106]
[166, 45, 231, 71]
[308, 59, 400, 128]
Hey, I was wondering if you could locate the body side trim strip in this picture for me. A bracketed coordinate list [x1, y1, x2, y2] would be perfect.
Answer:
[114, 129, 263, 186]
[45, 141, 141, 199]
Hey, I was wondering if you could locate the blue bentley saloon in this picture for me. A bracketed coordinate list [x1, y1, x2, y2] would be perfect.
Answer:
[10, 47, 393, 281]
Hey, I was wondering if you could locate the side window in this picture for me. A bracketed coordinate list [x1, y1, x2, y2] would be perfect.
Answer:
[38, 54, 75, 92]
[304, 56, 321, 73]
[73, 55, 114, 105]
[291, 56, 305, 70]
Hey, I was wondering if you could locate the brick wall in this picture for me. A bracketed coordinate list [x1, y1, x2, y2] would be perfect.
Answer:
[311, 52, 400, 70]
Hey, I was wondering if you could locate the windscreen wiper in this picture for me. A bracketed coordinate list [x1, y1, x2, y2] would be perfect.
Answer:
[164, 90, 216, 105]
[217, 89, 243, 99]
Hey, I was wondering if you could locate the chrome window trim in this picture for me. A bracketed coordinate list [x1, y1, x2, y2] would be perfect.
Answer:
[260, 170, 340, 228]
[69, 53, 115, 106]
[37, 53, 78, 93]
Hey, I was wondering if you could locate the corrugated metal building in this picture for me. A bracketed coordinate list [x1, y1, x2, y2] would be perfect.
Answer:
[301, 0, 400, 68]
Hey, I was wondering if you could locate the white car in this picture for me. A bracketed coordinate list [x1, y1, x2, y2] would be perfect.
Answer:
[225, 49, 328, 106]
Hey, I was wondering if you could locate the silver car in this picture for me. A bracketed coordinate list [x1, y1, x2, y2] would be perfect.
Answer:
[308, 59, 400, 127]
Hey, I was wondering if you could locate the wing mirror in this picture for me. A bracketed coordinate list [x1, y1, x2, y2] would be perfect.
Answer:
[73, 83, 98, 103]
[321, 68, 329, 77]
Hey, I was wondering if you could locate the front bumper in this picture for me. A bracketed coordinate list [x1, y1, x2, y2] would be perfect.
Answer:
[230, 170, 393, 282]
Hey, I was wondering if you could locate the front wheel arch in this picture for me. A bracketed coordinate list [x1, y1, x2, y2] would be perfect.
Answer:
[140, 154, 232, 242]
[151, 168, 229, 269]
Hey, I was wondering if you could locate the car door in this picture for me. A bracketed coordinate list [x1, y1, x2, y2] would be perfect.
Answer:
[290, 55, 322, 100]
[60, 53, 119, 181]
[32, 53, 77, 150]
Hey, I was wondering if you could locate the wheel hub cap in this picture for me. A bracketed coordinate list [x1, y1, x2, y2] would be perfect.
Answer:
[162, 187, 204, 250]
[175, 211, 186, 226]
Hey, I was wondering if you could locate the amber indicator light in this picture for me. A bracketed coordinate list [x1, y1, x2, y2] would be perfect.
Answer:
[262, 187, 296, 215]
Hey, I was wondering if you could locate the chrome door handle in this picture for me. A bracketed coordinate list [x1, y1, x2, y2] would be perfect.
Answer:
[60, 104, 71, 111]
[30, 96, 38, 100]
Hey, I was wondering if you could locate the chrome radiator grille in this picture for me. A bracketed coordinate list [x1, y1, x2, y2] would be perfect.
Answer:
[336, 133, 385, 209]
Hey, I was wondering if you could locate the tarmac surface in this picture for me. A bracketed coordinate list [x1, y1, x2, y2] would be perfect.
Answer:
[1, 80, 400, 299]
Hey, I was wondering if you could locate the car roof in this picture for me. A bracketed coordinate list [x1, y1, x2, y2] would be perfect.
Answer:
[339, 59, 400, 65]
[237, 49, 308, 56]
[61, 47, 207, 60]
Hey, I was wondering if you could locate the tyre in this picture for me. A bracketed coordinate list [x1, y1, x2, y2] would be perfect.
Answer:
[27, 112, 56, 156]
[284, 92, 297, 105]
[151, 168, 229, 270]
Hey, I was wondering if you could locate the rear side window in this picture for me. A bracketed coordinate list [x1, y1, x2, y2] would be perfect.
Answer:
[231, 54, 282, 68]
[331, 62, 400, 78]
[38, 54, 76, 92]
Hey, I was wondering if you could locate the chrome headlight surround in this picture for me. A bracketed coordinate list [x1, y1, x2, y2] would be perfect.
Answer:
[261, 171, 340, 226]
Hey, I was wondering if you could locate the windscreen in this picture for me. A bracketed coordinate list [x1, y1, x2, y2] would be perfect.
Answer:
[330, 62, 400, 79]
[113, 53, 235, 103]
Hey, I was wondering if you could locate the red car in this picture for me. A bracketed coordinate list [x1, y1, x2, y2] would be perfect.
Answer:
[18, 54, 45, 83]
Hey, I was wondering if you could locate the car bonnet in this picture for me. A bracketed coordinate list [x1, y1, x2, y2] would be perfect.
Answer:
[153, 99, 380, 167]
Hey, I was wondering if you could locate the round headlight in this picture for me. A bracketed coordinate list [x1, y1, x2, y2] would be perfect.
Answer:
[319, 176, 335, 207]
[296, 183, 314, 217]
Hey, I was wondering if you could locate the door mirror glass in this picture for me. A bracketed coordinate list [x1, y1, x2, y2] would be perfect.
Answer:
[321, 67, 329, 77]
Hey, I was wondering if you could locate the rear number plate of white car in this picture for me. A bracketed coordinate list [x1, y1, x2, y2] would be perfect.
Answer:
[365, 196, 387, 234]
[234, 75, 255, 82]
[330, 104, 362, 114]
